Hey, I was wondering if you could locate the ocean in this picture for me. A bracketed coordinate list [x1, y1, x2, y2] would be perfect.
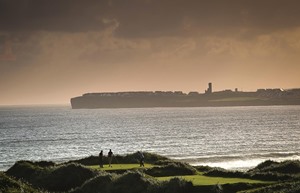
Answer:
[0, 105, 299, 171]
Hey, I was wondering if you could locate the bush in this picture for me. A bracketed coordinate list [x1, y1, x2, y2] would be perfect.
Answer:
[204, 168, 247, 178]
[39, 163, 97, 192]
[249, 160, 278, 171]
[0, 172, 41, 193]
[194, 165, 215, 172]
[271, 160, 300, 174]
[204, 167, 295, 181]
[248, 160, 300, 174]
[239, 180, 300, 193]
[109, 171, 157, 193]
[6, 161, 45, 185]
[157, 177, 193, 193]
[145, 162, 196, 177]
[6, 161, 98, 192]
[71, 171, 193, 193]
[110, 152, 167, 165]
[68, 152, 169, 166]
[71, 172, 116, 193]
[67, 155, 100, 166]
[204, 159, 300, 182]
[248, 172, 295, 181]
[32, 161, 56, 168]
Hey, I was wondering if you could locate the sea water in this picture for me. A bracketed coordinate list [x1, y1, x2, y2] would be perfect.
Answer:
[0, 105, 299, 171]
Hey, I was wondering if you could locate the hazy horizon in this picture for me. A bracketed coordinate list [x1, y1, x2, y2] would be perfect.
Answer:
[1, 0, 300, 105]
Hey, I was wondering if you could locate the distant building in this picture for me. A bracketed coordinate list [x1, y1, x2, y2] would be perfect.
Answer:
[174, 91, 185, 95]
[188, 92, 199, 96]
[205, 82, 212, 94]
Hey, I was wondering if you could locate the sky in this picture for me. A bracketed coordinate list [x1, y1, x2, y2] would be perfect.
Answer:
[1, 0, 300, 105]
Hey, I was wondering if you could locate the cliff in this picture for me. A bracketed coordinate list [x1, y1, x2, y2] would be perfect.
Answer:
[70, 89, 300, 109]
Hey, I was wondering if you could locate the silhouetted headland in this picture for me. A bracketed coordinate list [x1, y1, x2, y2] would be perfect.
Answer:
[70, 83, 300, 109]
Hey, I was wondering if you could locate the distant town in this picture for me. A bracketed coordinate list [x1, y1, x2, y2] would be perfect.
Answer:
[71, 83, 300, 109]
[80, 83, 300, 98]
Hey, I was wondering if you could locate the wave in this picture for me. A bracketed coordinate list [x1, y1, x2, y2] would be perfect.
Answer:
[173, 152, 300, 171]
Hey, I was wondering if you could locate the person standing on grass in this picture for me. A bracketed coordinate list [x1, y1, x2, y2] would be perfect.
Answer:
[108, 149, 113, 167]
[137, 151, 145, 167]
[99, 150, 103, 168]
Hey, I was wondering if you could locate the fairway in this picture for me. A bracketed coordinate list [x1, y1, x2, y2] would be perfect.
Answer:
[88, 163, 153, 171]
[88, 164, 272, 186]
[157, 175, 271, 186]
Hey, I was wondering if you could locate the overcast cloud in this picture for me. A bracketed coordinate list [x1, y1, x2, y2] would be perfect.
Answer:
[1, 0, 300, 104]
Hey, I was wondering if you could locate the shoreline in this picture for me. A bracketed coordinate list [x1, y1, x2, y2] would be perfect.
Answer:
[1, 152, 300, 193]
[0, 152, 300, 172]
[1, 151, 299, 172]
[71, 89, 300, 109]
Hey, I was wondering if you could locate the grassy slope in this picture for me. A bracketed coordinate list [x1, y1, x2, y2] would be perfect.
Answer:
[157, 174, 271, 186]
[88, 164, 270, 186]
[6, 155, 297, 193]
[0, 172, 41, 193]
[89, 164, 153, 171]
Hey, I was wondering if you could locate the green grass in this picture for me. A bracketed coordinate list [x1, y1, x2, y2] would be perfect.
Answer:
[88, 163, 153, 171]
[88, 164, 273, 186]
[157, 175, 272, 186]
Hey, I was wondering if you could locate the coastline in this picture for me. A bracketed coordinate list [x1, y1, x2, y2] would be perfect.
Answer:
[1, 152, 300, 193]
[1, 150, 299, 172]
[70, 89, 300, 109]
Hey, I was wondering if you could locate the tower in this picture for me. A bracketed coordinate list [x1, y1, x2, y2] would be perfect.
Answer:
[205, 82, 212, 94]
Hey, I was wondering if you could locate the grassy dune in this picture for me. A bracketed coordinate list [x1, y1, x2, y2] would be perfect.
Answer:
[89, 164, 271, 185]
[157, 174, 270, 186]
[89, 163, 153, 171]
[2, 153, 300, 193]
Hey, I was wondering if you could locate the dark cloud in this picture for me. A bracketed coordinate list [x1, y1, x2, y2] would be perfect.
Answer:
[1, 0, 300, 105]
[0, 0, 109, 32]
[113, 0, 300, 38]
[1, 0, 300, 37]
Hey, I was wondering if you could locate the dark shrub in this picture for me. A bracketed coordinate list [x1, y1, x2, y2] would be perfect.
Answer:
[205, 168, 294, 181]
[71, 172, 116, 193]
[239, 180, 300, 193]
[204, 160, 298, 181]
[0, 172, 40, 193]
[106, 152, 169, 165]
[248, 160, 300, 174]
[157, 177, 193, 193]
[204, 168, 248, 178]
[272, 160, 300, 174]
[6, 161, 98, 192]
[249, 160, 278, 172]
[194, 165, 215, 172]
[39, 163, 97, 192]
[6, 161, 45, 185]
[249, 172, 294, 181]
[221, 183, 267, 193]
[259, 160, 300, 174]
[72, 170, 194, 193]
[33, 161, 55, 168]
[110, 171, 157, 193]
[69, 152, 169, 166]
[145, 162, 196, 177]
[154, 159, 185, 166]
[67, 155, 100, 166]
[141, 152, 169, 164]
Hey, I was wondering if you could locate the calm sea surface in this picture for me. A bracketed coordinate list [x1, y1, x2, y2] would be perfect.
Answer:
[0, 105, 299, 171]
